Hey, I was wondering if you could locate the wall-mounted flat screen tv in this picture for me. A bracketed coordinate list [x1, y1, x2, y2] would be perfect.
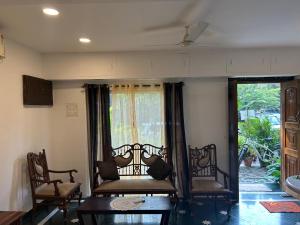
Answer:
[23, 75, 53, 106]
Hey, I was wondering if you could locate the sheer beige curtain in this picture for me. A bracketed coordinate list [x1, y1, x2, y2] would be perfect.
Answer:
[110, 84, 165, 147]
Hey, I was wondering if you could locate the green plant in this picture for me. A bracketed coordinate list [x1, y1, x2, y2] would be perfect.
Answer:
[266, 158, 281, 183]
[238, 83, 280, 112]
[238, 117, 280, 167]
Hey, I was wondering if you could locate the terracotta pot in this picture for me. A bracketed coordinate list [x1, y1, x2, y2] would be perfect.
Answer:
[244, 157, 253, 167]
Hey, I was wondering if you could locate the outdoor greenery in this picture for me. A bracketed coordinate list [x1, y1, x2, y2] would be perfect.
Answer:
[238, 83, 280, 112]
[239, 117, 280, 156]
[266, 158, 281, 183]
[238, 83, 281, 183]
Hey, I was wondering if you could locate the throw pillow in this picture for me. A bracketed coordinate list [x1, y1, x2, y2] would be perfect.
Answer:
[97, 161, 120, 181]
[147, 157, 171, 180]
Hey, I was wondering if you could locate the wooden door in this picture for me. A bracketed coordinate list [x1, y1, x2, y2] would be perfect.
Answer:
[281, 80, 300, 196]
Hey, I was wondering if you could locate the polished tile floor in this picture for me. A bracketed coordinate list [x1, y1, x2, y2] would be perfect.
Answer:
[23, 193, 300, 225]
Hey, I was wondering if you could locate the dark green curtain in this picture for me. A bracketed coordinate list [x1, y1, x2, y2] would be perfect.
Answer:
[99, 85, 112, 162]
[85, 84, 111, 190]
[164, 82, 189, 199]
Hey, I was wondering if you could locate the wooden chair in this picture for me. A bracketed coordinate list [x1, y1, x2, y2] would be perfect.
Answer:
[188, 144, 232, 217]
[27, 149, 82, 223]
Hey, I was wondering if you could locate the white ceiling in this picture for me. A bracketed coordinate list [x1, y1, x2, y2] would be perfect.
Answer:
[0, 0, 300, 52]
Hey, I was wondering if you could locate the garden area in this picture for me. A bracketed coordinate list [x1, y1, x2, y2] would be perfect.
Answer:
[238, 83, 281, 188]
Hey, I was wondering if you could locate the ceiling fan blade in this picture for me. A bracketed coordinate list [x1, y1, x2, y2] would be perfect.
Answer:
[145, 43, 178, 47]
[180, 0, 212, 25]
[187, 21, 209, 42]
[193, 41, 221, 47]
[143, 23, 183, 35]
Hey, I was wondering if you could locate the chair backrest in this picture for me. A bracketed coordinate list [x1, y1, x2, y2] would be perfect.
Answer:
[189, 144, 217, 180]
[27, 149, 50, 193]
[110, 143, 168, 176]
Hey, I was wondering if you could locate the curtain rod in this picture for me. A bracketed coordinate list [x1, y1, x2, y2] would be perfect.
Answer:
[81, 83, 162, 88]
[110, 84, 161, 88]
[82, 81, 184, 88]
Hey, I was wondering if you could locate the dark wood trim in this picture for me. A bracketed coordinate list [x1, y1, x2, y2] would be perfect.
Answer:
[228, 79, 239, 202]
[228, 76, 295, 202]
[229, 76, 294, 84]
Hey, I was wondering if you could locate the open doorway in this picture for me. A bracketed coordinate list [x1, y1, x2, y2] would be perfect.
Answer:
[228, 77, 296, 201]
[237, 83, 281, 192]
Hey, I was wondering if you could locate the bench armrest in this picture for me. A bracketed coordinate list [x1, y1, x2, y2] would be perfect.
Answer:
[93, 172, 101, 188]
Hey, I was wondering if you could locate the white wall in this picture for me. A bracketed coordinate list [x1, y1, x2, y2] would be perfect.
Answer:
[184, 78, 228, 172]
[49, 81, 89, 196]
[0, 39, 51, 211]
[42, 47, 300, 80]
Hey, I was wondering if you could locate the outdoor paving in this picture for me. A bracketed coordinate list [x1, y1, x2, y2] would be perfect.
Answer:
[239, 164, 275, 184]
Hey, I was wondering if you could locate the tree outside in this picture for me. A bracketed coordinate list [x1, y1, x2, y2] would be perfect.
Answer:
[238, 83, 281, 185]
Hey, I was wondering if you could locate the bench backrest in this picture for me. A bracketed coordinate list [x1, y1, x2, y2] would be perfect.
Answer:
[111, 143, 168, 176]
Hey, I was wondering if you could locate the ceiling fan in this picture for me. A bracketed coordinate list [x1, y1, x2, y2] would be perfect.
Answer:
[176, 22, 209, 47]
[143, 0, 212, 48]
[145, 21, 209, 48]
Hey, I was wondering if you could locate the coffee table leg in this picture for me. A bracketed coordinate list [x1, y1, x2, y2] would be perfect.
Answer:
[77, 212, 84, 225]
[160, 211, 170, 225]
[91, 214, 97, 225]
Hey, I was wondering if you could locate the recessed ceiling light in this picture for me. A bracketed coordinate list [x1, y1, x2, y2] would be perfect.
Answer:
[43, 8, 60, 16]
[79, 38, 91, 44]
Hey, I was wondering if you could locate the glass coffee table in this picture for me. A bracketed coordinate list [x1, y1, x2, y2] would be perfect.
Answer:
[77, 196, 172, 225]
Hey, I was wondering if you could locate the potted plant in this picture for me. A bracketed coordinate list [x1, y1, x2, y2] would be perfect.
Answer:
[243, 150, 256, 167]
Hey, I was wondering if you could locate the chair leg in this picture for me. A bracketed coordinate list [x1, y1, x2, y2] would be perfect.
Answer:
[62, 200, 68, 225]
[214, 196, 217, 212]
[78, 192, 82, 205]
[170, 193, 178, 205]
[31, 202, 37, 225]
[226, 194, 232, 220]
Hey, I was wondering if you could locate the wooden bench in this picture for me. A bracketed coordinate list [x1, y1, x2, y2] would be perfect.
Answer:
[93, 143, 176, 199]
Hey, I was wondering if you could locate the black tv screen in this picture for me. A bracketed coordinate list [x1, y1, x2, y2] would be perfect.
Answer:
[23, 75, 53, 106]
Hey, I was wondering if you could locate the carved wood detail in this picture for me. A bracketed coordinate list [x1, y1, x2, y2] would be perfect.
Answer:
[285, 129, 297, 150]
[110, 143, 168, 176]
[189, 144, 216, 177]
[285, 154, 298, 180]
[285, 87, 297, 122]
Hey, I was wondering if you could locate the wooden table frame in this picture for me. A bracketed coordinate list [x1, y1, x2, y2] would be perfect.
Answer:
[0, 211, 24, 225]
[77, 197, 172, 225]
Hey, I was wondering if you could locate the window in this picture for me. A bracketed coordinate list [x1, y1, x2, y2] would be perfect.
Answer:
[110, 84, 165, 147]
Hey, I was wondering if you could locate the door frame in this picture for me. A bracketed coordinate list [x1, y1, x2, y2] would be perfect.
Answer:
[228, 76, 294, 202]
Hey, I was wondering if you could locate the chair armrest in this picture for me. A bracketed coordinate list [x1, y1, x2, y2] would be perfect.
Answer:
[170, 171, 176, 186]
[48, 169, 78, 183]
[216, 167, 230, 189]
[216, 168, 229, 177]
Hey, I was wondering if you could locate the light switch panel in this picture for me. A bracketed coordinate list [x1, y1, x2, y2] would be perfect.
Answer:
[66, 103, 78, 117]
